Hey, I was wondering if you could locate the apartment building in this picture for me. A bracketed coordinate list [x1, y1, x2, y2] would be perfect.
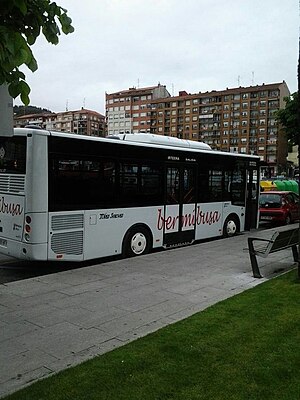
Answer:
[149, 81, 290, 176]
[14, 108, 105, 137]
[14, 112, 56, 130]
[54, 108, 105, 136]
[105, 84, 170, 135]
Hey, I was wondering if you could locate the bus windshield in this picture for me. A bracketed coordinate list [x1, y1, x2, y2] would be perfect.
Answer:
[0, 137, 26, 174]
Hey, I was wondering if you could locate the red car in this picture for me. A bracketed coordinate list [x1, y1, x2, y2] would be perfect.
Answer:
[259, 191, 299, 225]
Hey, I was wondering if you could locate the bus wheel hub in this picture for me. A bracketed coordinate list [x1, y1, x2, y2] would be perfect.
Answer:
[131, 233, 146, 254]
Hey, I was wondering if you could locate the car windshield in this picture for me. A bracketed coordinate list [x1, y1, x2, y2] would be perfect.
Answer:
[259, 194, 282, 208]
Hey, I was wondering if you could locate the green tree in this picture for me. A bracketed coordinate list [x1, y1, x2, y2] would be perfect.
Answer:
[276, 92, 299, 146]
[0, 0, 74, 105]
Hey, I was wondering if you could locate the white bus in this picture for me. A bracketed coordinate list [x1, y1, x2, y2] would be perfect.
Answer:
[0, 128, 260, 262]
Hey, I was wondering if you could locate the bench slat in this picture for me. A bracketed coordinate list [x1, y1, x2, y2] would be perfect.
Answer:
[270, 229, 298, 253]
[248, 227, 299, 278]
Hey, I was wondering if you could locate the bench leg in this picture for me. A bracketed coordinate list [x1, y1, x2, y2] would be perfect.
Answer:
[292, 245, 298, 263]
[248, 238, 263, 278]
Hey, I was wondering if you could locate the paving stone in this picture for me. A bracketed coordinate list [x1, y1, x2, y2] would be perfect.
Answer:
[0, 229, 296, 398]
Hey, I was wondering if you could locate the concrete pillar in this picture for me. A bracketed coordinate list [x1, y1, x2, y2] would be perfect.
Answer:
[0, 85, 14, 136]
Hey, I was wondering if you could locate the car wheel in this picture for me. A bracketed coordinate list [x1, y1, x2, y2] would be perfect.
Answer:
[123, 225, 152, 257]
[223, 215, 240, 237]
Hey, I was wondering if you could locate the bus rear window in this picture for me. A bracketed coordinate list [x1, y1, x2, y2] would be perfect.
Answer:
[0, 137, 26, 174]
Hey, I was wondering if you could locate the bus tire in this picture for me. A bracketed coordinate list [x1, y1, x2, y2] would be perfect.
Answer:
[223, 214, 240, 237]
[122, 225, 152, 257]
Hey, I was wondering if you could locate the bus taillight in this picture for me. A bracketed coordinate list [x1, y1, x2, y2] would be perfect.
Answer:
[24, 215, 32, 241]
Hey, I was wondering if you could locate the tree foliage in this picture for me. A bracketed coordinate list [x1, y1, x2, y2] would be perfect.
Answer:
[14, 104, 53, 116]
[276, 92, 299, 146]
[0, 0, 74, 105]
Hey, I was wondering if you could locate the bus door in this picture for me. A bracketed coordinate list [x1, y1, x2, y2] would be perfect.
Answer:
[245, 164, 260, 230]
[163, 164, 197, 247]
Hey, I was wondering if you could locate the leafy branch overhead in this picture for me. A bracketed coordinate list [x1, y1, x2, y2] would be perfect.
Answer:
[0, 0, 74, 105]
[276, 92, 299, 146]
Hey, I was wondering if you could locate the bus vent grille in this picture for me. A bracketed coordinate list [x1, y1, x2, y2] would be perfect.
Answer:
[51, 231, 83, 255]
[0, 175, 25, 193]
[51, 214, 84, 231]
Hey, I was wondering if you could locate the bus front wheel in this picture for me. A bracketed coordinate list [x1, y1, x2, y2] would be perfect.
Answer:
[223, 215, 240, 237]
[123, 225, 152, 257]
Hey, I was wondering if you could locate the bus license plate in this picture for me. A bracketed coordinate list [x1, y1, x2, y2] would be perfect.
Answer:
[0, 239, 7, 247]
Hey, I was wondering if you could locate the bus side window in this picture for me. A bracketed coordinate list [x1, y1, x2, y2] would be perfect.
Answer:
[209, 170, 222, 202]
[120, 163, 138, 200]
[183, 167, 196, 204]
[198, 171, 209, 203]
[100, 161, 116, 204]
[231, 169, 246, 206]
[166, 167, 180, 204]
[140, 165, 163, 205]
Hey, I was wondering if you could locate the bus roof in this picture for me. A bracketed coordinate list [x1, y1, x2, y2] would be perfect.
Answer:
[13, 128, 260, 161]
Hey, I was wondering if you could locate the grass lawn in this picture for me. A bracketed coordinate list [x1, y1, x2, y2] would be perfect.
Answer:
[4, 269, 300, 400]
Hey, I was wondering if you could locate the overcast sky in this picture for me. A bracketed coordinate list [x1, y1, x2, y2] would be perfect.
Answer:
[15, 0, 299, 114]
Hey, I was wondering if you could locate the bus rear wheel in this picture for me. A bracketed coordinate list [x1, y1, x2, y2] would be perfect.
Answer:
[223, 215, 239, 237]
[123, 225, 152, 257]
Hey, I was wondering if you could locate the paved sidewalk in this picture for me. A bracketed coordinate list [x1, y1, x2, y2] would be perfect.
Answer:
[0, 228, 297, 398]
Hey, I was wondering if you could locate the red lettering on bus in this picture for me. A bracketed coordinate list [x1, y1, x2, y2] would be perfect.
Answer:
[181, 212, 195, 227]
[157, 206, 221, 231]
[0, 196, 23, 216]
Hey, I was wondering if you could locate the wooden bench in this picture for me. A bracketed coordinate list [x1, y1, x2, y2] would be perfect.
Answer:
[248, 225, 299, 278]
